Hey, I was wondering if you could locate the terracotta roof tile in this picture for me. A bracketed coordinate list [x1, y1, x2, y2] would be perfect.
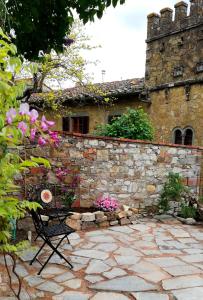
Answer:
[30, 78, 145, 104]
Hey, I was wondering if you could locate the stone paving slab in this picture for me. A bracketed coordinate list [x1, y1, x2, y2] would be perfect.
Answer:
[145, 257, 186, 267]
[137, 270, 170, 283]
[63, 278, 82, 289]
[24, 275, 45, 287]
[85, 259, 111, 274]
[131, 292, 169, 300]
[72, 250, 109, 260]
[85, 275, 104, 283]
[37, 281, 64, 294]
[2, 221, 203, 299]
[171, 287, 203, 300]
[89, 276, 156, 292]
[103, 267, 127, 279]
[162, 275, 203, 290]
[89, 235, 116, 243]
[180, 254, 203, 263]
[94, 243, 118, 252]
[163, 265, 202, 276]
[91, 292, 130, 300]
[54, 271, 75, 282]
[114, 255, 140, 265]
[53, 291, 91, 300]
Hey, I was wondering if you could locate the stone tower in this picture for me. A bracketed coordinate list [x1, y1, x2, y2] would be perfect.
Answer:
[145, 0, 203, 87]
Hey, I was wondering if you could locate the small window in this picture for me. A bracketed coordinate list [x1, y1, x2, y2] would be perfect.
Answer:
[173, 66, 184, 77]
[173, 127, 194, 145]
[174, 129, 183, 144]
[62, 117, 70, 132]
[160, 42, 165, 52]
[177, 37, 184, 47]
[108, 114, 121, 125]
[196, 62, 203, 73]
[184, 128, 193, 145]
[198, 29, 203, 41]
[71, 116, 89, 134]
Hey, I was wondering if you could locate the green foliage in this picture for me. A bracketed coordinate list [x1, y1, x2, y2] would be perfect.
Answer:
[199, 196, 203, 203]
[95, 108, 154, 141]
[1, 0, 125, 60]
[0, 29, 48, 254]
[180, 203, 197, 219]
[26, 19, 100, 107]
[61, 192, 75, 208]
[159, 172, 186, 212]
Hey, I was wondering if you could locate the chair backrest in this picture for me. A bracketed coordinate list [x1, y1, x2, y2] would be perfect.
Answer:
[30, 209, 44, 233]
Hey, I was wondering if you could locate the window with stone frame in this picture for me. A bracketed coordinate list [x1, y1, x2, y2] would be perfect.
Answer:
[173, 66, 184, 77]
[196, 62, 203, 73]
[173, 128, 183, 145]
[71, 116, 89, 134]
[184, 128, 193, 145]
[173, 127, 194, 145]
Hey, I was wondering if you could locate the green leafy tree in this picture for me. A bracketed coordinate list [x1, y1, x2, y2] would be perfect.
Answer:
[20, 20, 99, 105]
[95, 108, 154, 140]
[0, 0, 125, 60]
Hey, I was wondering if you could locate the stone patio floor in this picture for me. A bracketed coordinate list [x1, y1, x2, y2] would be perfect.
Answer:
[1, 218, 203, 299]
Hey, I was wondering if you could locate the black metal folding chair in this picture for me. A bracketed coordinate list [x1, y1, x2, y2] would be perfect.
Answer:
[30, 209, 75, 275]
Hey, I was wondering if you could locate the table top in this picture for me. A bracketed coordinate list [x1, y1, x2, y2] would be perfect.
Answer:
[40, 207, 73, 218]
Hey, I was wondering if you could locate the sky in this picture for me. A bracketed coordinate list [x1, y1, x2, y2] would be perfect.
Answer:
[83, 0, 190, 84]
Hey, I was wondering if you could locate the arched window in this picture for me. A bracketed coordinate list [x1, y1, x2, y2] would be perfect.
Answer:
[172, 127, 194, 145]
[184, 128, 194, 145]
[173, 128, 183, 145]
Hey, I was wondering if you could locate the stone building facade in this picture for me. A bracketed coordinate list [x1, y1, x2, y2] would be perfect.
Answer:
[146, 0, 203, 147]
[30, 0, 203, 147]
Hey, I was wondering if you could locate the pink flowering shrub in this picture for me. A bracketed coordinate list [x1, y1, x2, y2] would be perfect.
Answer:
[55, 167, 80, 187]
[6, 103, 59, 146]
[94, 194, 119, 212]
[55, 168, 70, 181]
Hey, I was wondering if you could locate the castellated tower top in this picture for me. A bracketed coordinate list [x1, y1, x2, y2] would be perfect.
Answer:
[147, 0, 203, 40]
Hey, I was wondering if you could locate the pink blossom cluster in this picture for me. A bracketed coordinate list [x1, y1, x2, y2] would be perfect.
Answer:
[94, 194, 119, 212]
[6, 103, 59, 147]
[55, 168, 70, 181]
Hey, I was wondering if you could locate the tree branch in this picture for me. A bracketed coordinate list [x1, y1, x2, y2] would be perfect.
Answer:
[3, 251, 22, 300]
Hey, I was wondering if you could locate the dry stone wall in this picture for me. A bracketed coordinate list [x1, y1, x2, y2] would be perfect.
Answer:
[26, 133, 202, 210]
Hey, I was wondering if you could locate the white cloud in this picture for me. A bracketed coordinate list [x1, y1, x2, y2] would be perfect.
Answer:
[83, 0, 190, 83]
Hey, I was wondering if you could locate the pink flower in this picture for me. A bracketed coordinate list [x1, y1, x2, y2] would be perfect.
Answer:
[19, 103, 30, 115]
[38, 136, 47, 146]
[18, 121, 27, 135]
[49, 131, 60, 146]
[6, 108, 17, 124]
[41, 116, 55, 131]
[30, 109, 38, 123]
[94, 194, 119, 212]
[30, 128, 37, 141]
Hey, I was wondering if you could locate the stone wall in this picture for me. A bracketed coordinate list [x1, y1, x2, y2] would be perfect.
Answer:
[26, 133, 203, 210]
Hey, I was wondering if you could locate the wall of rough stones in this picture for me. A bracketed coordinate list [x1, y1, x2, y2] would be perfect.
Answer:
[25, 133, 203, 210]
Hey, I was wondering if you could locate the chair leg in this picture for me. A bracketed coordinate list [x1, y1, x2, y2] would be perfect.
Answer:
[37, 235, 73, 275]
[37, 246, 56, 275]
[47, 234, 73, 268]
[34, 233, 39, 241]
[30, 240, 46, 265]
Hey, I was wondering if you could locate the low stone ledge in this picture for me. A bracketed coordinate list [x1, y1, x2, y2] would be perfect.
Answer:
[17, 206, 140, 238]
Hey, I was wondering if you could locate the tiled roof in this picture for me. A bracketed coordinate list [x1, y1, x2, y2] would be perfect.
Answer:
[30, 78, 145, 104]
